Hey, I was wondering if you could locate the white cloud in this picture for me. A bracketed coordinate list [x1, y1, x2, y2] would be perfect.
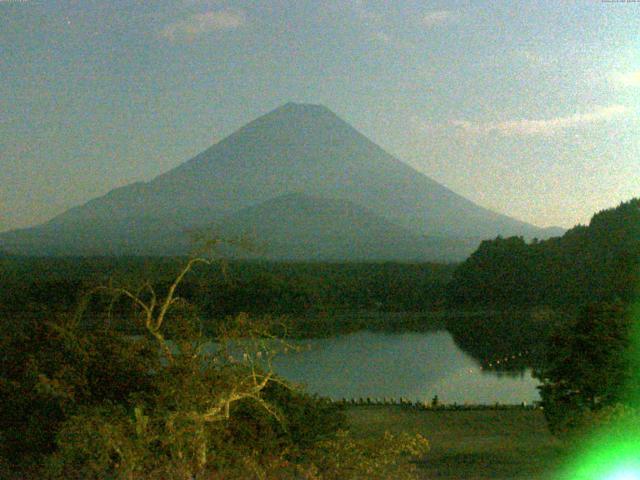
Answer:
[354, 4, 454, 49]
[422, 10, 457, 27]
[161, 10, 246, 43]
[451, 105, 630, 136]
[610, 70, 640, 88]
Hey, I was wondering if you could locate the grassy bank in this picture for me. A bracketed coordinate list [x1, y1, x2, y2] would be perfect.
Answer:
[346, 405, 569, 480]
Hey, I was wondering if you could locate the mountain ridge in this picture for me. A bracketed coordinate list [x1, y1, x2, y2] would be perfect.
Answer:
[0, 103, 563, 259]
[212, 192, 481, 261]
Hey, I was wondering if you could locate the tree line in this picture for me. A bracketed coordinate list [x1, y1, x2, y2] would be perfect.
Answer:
[0, 258, 454, 336]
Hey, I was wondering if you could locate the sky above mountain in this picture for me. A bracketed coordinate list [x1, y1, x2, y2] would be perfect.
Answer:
[1, 0, 639, 232]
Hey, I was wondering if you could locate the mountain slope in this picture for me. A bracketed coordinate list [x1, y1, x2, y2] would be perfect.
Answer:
[0, 103, 561, 258]
[214, 193, 479, 261]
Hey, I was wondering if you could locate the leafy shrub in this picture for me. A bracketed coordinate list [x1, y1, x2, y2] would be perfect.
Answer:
[0, 314, 159, 464]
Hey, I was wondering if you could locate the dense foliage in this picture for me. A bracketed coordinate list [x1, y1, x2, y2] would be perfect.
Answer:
[0, 258, 430, 478]
[0, 259, 453, 337]
[534, 302, 638, 435]
[447, 199, 640, 309]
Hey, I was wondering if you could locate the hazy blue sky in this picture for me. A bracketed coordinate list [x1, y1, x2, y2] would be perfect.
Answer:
[1, 0, 639, 232]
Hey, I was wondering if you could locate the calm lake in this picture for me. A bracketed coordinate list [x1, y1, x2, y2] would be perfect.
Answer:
[268, 331, 540, 405]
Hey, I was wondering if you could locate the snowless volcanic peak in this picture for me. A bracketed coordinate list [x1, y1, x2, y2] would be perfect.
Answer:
[0, 103, 559, 258]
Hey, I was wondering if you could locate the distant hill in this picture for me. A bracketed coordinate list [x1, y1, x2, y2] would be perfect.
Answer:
[212, 193, 480, 261]
[0, 103, 562, 259]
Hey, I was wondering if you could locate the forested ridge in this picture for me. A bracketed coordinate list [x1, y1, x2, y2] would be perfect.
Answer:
[447, 198, 640, 309]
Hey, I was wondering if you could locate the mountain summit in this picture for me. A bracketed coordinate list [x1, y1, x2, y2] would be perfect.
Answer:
[0, 103, 560, 259]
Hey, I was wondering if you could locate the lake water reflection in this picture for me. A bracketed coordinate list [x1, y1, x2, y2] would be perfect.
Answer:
[269, 331, 540, 405]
